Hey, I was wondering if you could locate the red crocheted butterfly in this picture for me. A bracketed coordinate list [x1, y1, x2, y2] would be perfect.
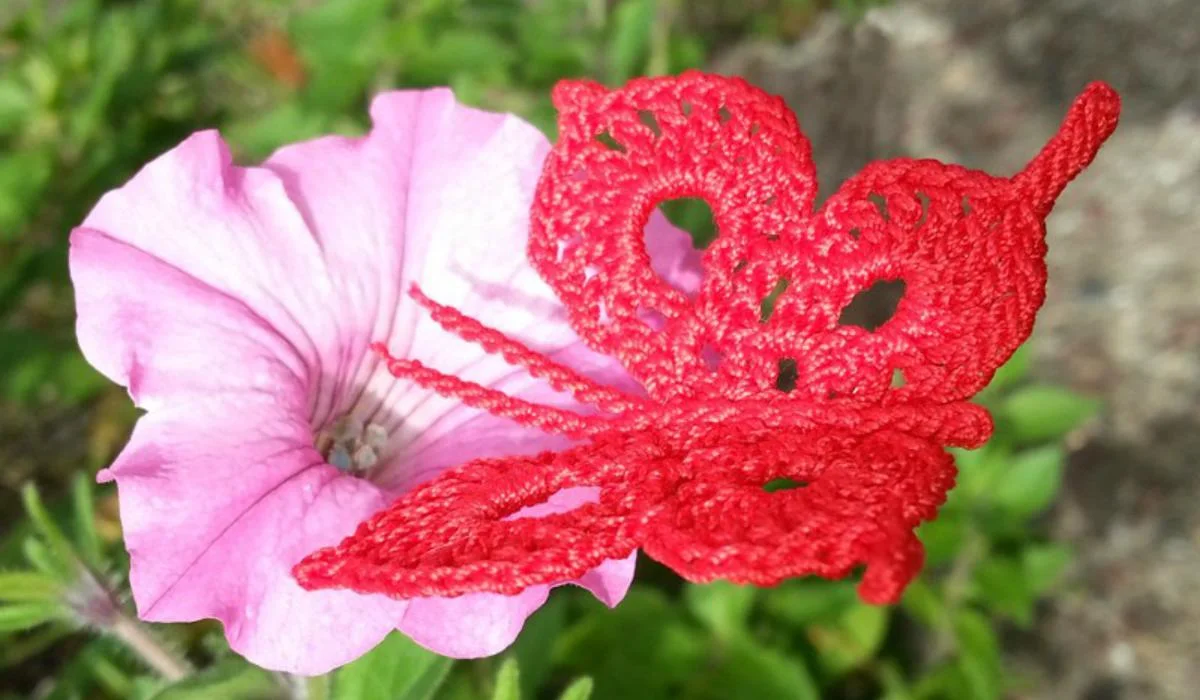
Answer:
[294, 72, 1120, 604]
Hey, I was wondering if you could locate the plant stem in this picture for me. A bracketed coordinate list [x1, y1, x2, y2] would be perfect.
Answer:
[648, 0, 678, 76]
[109, 611, 192, 681]
[929, 527, 987, 662]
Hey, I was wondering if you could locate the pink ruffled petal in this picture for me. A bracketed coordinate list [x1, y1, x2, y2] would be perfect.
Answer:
[71, 87, 701, 671]
[398, 589, 551, 659]
[71, 231, 404, 674]
[70, 230, 308, 410]
[256, 91, 692, 655]
[78, 130, 339, 398]
[107, 398, 406, 674]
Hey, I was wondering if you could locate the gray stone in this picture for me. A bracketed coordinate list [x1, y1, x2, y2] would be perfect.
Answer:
[715, 2, 1200, 698]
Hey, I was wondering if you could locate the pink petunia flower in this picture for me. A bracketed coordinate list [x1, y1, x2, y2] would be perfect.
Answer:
[70, 89, 701, 674]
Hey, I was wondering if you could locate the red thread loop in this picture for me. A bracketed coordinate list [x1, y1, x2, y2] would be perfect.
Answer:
[294, 72, 1120, 605]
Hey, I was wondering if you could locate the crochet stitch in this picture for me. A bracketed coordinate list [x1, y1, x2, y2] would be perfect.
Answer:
[293, 72, 1120, 604]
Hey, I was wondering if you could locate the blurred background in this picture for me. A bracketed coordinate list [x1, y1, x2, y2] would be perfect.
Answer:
[1, 0, 1196, 698]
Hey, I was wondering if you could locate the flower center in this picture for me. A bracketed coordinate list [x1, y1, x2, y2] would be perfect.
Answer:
[315, 415, 390, 478]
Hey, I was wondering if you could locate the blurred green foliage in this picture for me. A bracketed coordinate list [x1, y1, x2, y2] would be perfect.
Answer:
[1, 1, 1096, 698]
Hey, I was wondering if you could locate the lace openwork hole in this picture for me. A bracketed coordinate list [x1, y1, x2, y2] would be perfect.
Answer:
[658, 197, 717, 249]
[595, 131, 626, 152]
[637, 307, 668, 331]
[915, 192, 931, 228]
[646, 197, 711, 299]
[838, 279, 906, 332]
[764, 477, 808, 493]
[869, 192, 889, 221]
[760, 278, 789, 322]
[638, 109, 662, 137]
[775, 358, 798, 392]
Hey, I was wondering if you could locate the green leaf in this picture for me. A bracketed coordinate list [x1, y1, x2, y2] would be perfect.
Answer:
[0, 148, 52, 234]
[900, 578, 944, 628]
[1022, 543, 1072, 595]
[668, 35, 706, 73]
[71, 472, 104, 570]
[290, 0, 393, 111]
[20, 483, 79, 579]
[988, 445, 1065, 519]
[555, 589, 705, 700]
[150, 658, 279, 700]
[0, 602, 64, 633]
[0, 623, 71, 667]
[761, 579, 857, 627]
[970, 557, 1035, 627]
[405, 29, 516, 86]
[953, 609, 1003, 700]
[333, 631, 453, 700]
[951, 442, 1011, 501]
[807, 602, 889, 676]
[51, 351, 111, 406]
[911, 662, 972, 700]
[512, 594, 566, 697]
[683, 581, 756, 641]
[1001, 385, 1099, 443]
[70, 8, 139, 149]
[917, 511, 965, 566]
[0, 77, 35, 132]
[980, 344, 1030, 397]
[82, 643, 136, 698]
[0, 571, 63, 602]
[21, 537, 63, 577]
[607, 0, 655, 83]
[491, 658, 520, 700]
[688, 636, 819, 700]
[877, 661, 917, 700]
[557, 677, 594, 700]
[224, 103, 335, 161]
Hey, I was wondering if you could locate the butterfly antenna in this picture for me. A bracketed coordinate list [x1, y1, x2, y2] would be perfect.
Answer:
[1011, 81, 1121, 218]
[405, 285, 646, 413]
[370, 343, 604, 438]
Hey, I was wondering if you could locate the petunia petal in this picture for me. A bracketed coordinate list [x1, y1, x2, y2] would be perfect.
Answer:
[106, 396, 407, 674]
[71, 87, 700, 671]
[259, 91, 701, 653]
[77, 130, 339, 408]
[70, 229, 308, 411]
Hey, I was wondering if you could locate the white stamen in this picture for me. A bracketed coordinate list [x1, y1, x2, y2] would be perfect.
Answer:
[318, 416, 390, 478]
[364, 423, 388, 450]
[352, 445, 378, 470]
[328, 444, 353, 471]
[332, 416, 364, 443]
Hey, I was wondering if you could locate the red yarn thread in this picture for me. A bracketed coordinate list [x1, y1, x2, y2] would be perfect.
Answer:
[293, 73, 1120, 605]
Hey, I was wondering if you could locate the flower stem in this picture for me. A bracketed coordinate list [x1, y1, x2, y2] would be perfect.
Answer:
[929, 526, 987, 661]
[109, 611, 192, 681]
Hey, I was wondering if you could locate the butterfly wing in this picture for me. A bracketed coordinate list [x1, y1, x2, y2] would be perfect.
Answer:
[638, 82, 1119, 603]
[292, 440, 665, 599]
[758, 82, 1120, 409]
[529, 72, 818, 401]
[639, 427, 953, 604]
